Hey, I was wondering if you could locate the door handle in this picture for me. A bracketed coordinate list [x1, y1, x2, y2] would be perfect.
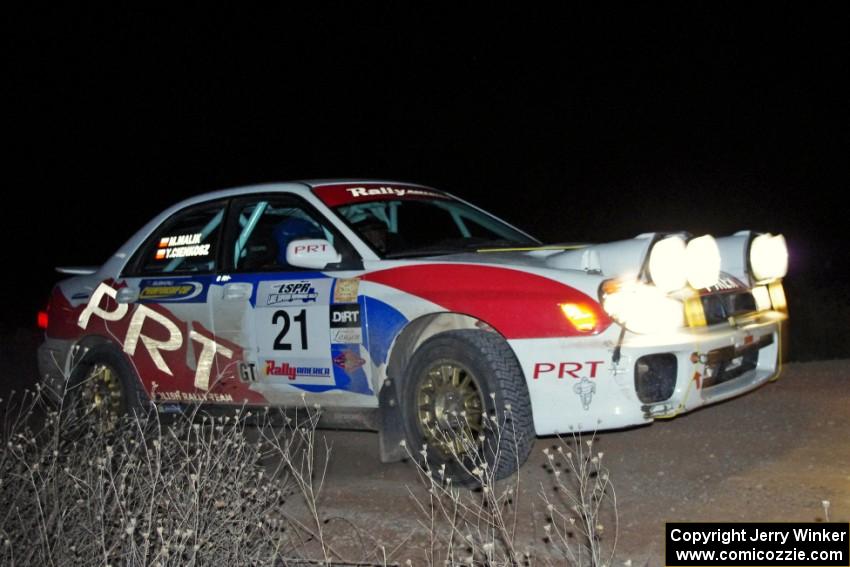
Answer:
[222, 282, 253, 301]
[116, 287, 139, 304]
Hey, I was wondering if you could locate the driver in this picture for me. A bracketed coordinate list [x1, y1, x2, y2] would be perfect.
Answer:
[353, 217, 389, 253]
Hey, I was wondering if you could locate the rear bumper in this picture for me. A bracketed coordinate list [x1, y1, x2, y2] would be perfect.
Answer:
[510, 312, 784, 435]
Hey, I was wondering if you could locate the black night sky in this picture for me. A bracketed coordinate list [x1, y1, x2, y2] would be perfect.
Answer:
[5, 6, 849, 359]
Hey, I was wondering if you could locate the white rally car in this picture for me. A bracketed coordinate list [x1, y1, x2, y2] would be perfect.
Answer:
[37, 180, 789, 479]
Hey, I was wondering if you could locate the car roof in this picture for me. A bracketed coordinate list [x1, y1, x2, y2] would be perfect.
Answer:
[300, 179, 436, 190]
[166, 179, 447, 211]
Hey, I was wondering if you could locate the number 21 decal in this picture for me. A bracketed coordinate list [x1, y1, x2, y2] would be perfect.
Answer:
[272, 309, 308, 350]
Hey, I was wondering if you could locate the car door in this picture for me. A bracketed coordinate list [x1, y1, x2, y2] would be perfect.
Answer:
[210, 194, 373, 406]
[117, 199, 230, 401]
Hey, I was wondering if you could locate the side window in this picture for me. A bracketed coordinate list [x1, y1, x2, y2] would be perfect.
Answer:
[126, 201, 226, 276]
[229, 197, 356, 272]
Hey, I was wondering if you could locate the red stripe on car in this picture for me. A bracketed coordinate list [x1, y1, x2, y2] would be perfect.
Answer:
[362, 264, 611, 338]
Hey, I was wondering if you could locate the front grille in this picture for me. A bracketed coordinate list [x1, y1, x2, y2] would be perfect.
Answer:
[701, 291, 757, 325]
[702, 334, 773, 388]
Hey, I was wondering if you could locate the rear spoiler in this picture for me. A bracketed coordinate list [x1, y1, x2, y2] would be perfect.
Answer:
[56, 266, 99, 275]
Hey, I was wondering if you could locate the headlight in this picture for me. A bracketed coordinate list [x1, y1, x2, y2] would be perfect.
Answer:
[750, 233, 788, 281]
[685, 235, 721, 289]
[601, 280, 684, 334]
[648, 236, 687, 292]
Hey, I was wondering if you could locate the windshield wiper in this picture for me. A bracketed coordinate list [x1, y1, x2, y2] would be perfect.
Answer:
[461, 238, 531, 250]
[383, 248, 465, 259]
[383, 238, 539, 259]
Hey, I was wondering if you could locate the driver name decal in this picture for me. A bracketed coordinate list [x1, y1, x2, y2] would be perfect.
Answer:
[155, 233, 210, 260]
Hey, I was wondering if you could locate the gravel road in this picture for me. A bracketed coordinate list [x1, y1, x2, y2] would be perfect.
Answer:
[301, 359, 850, 564]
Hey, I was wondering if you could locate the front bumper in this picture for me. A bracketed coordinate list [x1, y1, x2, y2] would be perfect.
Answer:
[510, 311, 784, 435]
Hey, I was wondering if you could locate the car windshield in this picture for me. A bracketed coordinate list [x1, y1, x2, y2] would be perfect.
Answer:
[333, 198, 540, 258]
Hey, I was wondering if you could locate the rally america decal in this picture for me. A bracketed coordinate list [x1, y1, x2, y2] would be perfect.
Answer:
[345, 186, 444, 199]
[263, 360, 332, 383]
[313, 183, 452, 207]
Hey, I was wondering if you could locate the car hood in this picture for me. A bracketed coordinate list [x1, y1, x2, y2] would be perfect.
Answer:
[409, 234, 661, 279]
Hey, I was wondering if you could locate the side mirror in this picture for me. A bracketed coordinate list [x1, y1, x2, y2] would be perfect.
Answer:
[286, 238, 342, 269]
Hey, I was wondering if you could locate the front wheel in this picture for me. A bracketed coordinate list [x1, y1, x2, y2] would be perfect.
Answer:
[402, 329, 535, 483]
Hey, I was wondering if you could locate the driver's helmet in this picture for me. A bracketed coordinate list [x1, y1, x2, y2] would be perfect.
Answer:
[273, 217, 324, 265]
[352, 217, 389, 252]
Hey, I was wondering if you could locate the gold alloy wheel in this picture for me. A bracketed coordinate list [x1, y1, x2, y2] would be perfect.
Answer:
[415, 361, 485, 457]
[79, 363, 124, 418]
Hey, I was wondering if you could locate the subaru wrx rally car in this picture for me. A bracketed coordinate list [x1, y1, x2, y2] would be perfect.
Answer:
[37, 180, 789, 479]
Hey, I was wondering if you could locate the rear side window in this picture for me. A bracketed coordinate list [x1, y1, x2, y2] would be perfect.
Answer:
[125, 201, 226, 276]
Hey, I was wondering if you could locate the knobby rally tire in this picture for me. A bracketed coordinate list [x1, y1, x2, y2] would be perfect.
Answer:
[64, 344, 149, 426]
[402, 329, 535, 482]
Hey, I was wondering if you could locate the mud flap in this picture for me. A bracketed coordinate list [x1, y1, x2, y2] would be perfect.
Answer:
[378, 375, 407, 462]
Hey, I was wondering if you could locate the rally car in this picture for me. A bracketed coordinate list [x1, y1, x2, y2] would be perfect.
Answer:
[37, 180, 789, 479]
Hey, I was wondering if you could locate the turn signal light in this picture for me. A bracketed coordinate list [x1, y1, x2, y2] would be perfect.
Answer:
[560, 303, 598, 333]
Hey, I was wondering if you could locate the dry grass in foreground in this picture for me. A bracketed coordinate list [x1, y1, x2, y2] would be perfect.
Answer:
[0, 388, 619, 566]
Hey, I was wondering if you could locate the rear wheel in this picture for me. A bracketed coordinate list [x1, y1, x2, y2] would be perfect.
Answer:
[402, 330, 535, 483]
[64, 344, 148, 431]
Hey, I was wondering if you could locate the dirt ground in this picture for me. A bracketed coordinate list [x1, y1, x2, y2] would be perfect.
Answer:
[303, 360, 850, 565]
[2, 330, 848, 565]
